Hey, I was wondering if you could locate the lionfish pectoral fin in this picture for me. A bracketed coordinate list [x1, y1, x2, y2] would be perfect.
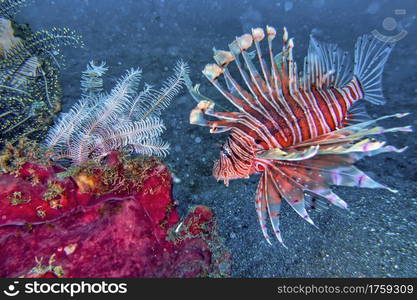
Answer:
[279, 163, 349, 210]
[316, 139, 395, 156]
[267, 163, 316, 226]
[256, 145, 319, 161]
[308, 188, 349, 210]
[287, 151, 398, 198]
[264, 169, 286, 246]
[295, 113, 411, 152]
[304, 193, 332, 212]
[322, 163, 398, 193]
[340, 112, 411, 135]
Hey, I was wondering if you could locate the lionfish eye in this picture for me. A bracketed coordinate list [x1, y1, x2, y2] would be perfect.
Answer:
[254, 139, 262, 144]
[220, 146, 232, 158]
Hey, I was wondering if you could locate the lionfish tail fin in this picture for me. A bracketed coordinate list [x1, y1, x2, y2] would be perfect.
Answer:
[354, 34, 395, 105]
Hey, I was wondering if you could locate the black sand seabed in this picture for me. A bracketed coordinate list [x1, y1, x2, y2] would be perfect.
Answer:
[17, 0, 416, 277]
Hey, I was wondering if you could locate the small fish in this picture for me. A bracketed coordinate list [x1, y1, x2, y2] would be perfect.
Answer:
[186, 26, 411, 247]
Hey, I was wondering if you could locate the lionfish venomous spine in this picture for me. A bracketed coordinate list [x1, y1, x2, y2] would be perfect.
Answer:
[187, 26, 411, 246]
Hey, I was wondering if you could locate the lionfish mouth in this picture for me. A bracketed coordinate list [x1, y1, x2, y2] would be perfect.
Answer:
[186, 25, 411, 247]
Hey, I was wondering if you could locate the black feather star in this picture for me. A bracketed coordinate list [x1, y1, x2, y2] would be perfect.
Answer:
[0, 0, 83, 147]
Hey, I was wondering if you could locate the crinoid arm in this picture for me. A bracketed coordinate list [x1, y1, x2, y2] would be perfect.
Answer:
[130, 59, 189, 120]
[44, 96, 92, 152]
[131, 137, 170, 157]
[93, 117, 167, 156]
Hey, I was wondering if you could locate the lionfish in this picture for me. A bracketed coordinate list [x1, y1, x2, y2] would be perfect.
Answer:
[186, 26, 411, 246]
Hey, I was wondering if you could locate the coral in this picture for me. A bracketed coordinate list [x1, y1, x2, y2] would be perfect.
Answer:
[0, 1, 82, 148]
[0, 152, 231, 278]
[45, 60, 188, 165]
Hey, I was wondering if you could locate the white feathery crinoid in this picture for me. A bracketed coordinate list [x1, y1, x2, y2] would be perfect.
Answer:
[45, 60, 189, 164]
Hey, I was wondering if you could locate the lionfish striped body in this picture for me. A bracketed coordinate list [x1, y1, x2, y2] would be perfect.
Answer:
[187, 26, 411, 246]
